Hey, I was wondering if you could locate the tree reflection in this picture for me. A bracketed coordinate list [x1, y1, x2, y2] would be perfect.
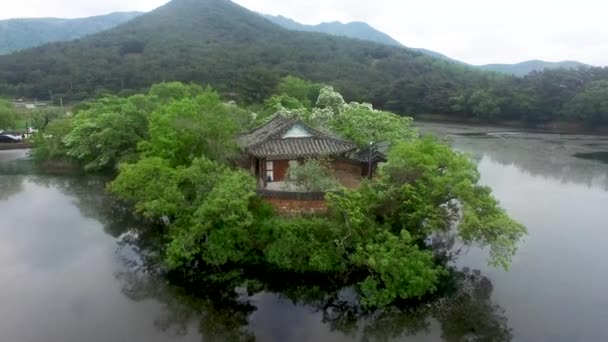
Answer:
[0, 151, 30, 201]
[115, 231, 512, 342]
[115, 238, 256, 341]
[436, 269, 511, 342]
[0, 175, 24, 201]
[452, 133, 608, 191]
[29, 175, 141, 238]
[29, 173, 512, 341]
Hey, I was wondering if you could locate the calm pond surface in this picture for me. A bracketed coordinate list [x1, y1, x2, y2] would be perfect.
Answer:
[1, 122, 607, 341]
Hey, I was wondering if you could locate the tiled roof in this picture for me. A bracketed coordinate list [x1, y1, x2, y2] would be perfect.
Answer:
[249, 137, 357, 159]
[238, 115, 293, 148]
[238, 114, 357, 159]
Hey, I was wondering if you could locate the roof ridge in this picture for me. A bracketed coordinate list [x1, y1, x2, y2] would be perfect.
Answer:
[240, 113, 289, 135]
[239, 113, 357, 152]
[275, 118, 355, 144]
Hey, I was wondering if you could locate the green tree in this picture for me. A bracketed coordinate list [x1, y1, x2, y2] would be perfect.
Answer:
[0, 99, 18, 129]
[283, 158, 339, 192]
[30, 117, 74, 163]
[261, 217, 349, 273]
[316, 86, 345, 114]
[166, 168, 257, 269]
[376, 137, 526, 268]
[262, 94, 305, 114]
[276, 76, 323, 109]
[467, 89, 503, 119]
[331, 102, 417, 147]
[108, 157, 185, 220]
[353, 230, 444, 308]
[63, 94, 153, 171]
[30, 107, 66, 130]
[562, 80, 608, 123]
[139, 90, 248, 166]
[149, 82, 207, 102]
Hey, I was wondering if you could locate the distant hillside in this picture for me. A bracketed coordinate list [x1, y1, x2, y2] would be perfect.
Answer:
[3, 0, 605, 124]
[0, 0, 491, 115]
[262, 15, 592, 76]
[0, 12, 142, 55]
[262, 14, 459, 63]
[478, 60, 590, 76]
[262, 14, 402, 47]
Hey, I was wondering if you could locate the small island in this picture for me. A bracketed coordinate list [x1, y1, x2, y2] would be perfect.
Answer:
[31, 79, 526, 309]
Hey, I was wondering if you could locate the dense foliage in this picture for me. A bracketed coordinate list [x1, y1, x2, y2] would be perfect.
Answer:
[283, 158, 339, 192]
[0, 0, 494, 116]
[30, 81, 526, 309]
[0, 99, 17, 129]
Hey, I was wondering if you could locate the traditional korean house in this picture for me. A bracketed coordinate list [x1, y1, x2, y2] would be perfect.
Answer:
[238, 114, 365, 190]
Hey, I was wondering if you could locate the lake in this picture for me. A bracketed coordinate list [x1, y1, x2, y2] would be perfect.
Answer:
[1, 122, 607, 341]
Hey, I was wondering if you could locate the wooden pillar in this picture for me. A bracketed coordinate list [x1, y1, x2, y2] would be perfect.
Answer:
[250, 156, 256, 175]
[260, 157, 266, 188]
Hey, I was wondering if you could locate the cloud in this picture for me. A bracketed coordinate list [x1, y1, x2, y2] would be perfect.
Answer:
[1, 0, 607, 66]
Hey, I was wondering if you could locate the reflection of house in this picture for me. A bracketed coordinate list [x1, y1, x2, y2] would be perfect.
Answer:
[238, 115, 381, 191]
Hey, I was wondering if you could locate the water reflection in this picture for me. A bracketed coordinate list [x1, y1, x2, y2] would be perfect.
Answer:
[29, 175, 140, 238]
[0, 149, 513, 341]
[115, 237, 257, 341]
[0, 150, 28, 201]
[27, 167, 513, 341]
[0, 175, 24, 200]
[418, 123, 608, 190]
[115, 231, 511, 342]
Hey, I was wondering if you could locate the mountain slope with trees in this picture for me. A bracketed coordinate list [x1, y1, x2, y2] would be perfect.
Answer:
[0, 12, 142, 55]
[0, 0, 493, 115]
[262, 14, 592, 76]
[478, 60, 589, 76]
[262, 14, 458, 63]
[0, 0, 607, 125]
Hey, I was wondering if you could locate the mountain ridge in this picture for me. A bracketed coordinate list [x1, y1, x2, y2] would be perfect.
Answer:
[1, 0, 607, 124]
[0, 0, 488, 115]
[262, 13, 459, 63]
[263, 14, 591, 75]
[478, 60, 589, 76]
[262, 14, 403, 47]
[0, 11, 142, 55]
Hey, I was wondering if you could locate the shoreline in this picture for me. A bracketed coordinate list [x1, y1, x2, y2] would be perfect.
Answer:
[414, 114, 608, 136]
[0, 142, 31, 150]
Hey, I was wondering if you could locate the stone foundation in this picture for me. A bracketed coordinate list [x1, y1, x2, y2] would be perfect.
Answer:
[264, 197, 328, 215]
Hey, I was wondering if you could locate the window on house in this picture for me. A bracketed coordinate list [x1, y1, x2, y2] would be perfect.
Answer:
[266, 161, 274, 182]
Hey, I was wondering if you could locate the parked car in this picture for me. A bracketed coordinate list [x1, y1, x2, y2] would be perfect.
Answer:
[0, 134, 21, 143]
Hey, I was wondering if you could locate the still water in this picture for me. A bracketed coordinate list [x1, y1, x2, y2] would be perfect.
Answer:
[1, 123, 607, 341]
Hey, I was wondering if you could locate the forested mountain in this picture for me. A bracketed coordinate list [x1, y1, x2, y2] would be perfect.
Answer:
[0, 0, 492, 114]
[262, 14, 458, 63]
[0, 12, 142, 55]
[478, 60, 589, 76]
[261, 14, 593, 76]
[0, 0, 607, 124]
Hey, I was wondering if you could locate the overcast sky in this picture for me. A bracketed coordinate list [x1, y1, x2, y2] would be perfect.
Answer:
[1, 0, 607, 66]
